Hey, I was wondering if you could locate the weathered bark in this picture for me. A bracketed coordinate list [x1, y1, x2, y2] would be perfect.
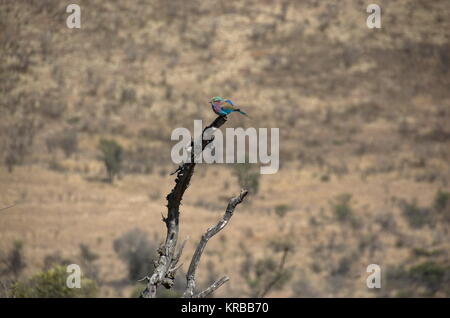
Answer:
[183, 189, 248, 298]
[194, 276, 229, 298]
[141, 115, 240, 298]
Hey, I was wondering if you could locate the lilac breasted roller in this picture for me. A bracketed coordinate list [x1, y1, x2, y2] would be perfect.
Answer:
[210, 96, 248, 117]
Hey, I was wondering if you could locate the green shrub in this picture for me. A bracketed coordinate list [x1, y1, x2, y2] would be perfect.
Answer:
[333, 255, 352, 276]
[401, 200, 433, 229]
[434, 190, 450, 212]
[79, 244, 99, 263]
[331, 193, 353, 222]
[78, 244, 99, 281]
[10, 265, 97, 298]
[388, 262, 450, 297]
[408, 262, 449, 294]
[113, 228, 156, 282]
[97, 138, 123, 183]
[0, 240, 26, 280]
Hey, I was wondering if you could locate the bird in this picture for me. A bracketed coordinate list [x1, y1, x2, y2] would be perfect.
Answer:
[209, 96, 249, 117]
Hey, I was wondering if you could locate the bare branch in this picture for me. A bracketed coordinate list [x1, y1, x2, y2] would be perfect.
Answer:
[194, 276, 230, 298]
[183, 189, 248, 298]
[141, 115, 229, 298]
[172, 237, 188, 265]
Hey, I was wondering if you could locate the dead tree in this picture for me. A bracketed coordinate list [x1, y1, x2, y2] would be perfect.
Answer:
[141, 115, 248, 298]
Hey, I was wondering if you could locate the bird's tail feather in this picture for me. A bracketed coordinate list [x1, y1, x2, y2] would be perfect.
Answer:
[236, 109, 249, 117]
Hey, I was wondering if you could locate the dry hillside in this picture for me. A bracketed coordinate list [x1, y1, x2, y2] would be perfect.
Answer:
[1, 0, 450, 297]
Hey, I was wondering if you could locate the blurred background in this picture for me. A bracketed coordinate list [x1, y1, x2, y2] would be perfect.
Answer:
[1, 0, 449, 297]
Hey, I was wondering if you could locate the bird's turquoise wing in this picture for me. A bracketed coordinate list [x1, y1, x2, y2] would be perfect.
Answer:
[222, 99, 237, 111]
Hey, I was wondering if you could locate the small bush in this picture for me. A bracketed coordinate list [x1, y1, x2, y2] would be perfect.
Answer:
[46, 130, 78, 158]
[331, 193, 353, 222]
[79, 244, 99, 263]
[3, 116, 36, 172]
[0, 240, 26, 280]
[332, 255, 353, 276]
[408, 262, 448, 293]
[97, 138, 123, 183]
[79, 244, 99, 281]
[401, 200, 433, 229]
[48, 160, 67, 173]
[10, 265, 98, 298]
[292, 278, 320, 297]
[113, 229, 156, 282]
[274, 204, 290, 218]
[434, 190, 450, 212]
[120, 88, 136, 104]
[388, 262, 450, 297]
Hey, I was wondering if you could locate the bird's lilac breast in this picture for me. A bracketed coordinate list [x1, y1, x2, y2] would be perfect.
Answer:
[212, 103, 222, 114]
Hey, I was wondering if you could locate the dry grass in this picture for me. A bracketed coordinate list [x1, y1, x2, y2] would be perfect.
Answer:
[1, 0, 450, 297]
[1, 163, 449, 297]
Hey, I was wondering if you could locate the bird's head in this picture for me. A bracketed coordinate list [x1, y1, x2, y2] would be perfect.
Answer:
[210, 96, 224, 104]
[210, 96, 224, 108]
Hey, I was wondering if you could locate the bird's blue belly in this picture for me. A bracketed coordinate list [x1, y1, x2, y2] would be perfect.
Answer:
[221, 108, 233, 114]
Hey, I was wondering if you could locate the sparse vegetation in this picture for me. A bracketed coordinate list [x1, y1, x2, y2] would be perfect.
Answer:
[113, 229, 156, 282]
[0, 241, 26, 281]
[434, 190, 449, 210]
[388, 262, 450, 297]
[10, 265, 98, 298]
[240, 237, 294, 298]
[331, 193, 354, 223]
[1, 0, 450, 298]
[274, 204, 290, 218]
[434, 190, 450, 221]
[48, 160, 67, 173]
[79, 244, 100, 281]
[45, 130, 78, 158]
[2, 115, 37, 173]
[97, 139, 123, 183]
[401, 200, 434, 229]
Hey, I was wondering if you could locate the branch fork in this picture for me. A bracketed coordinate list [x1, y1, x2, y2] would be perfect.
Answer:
[141, 115, 247, 298]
